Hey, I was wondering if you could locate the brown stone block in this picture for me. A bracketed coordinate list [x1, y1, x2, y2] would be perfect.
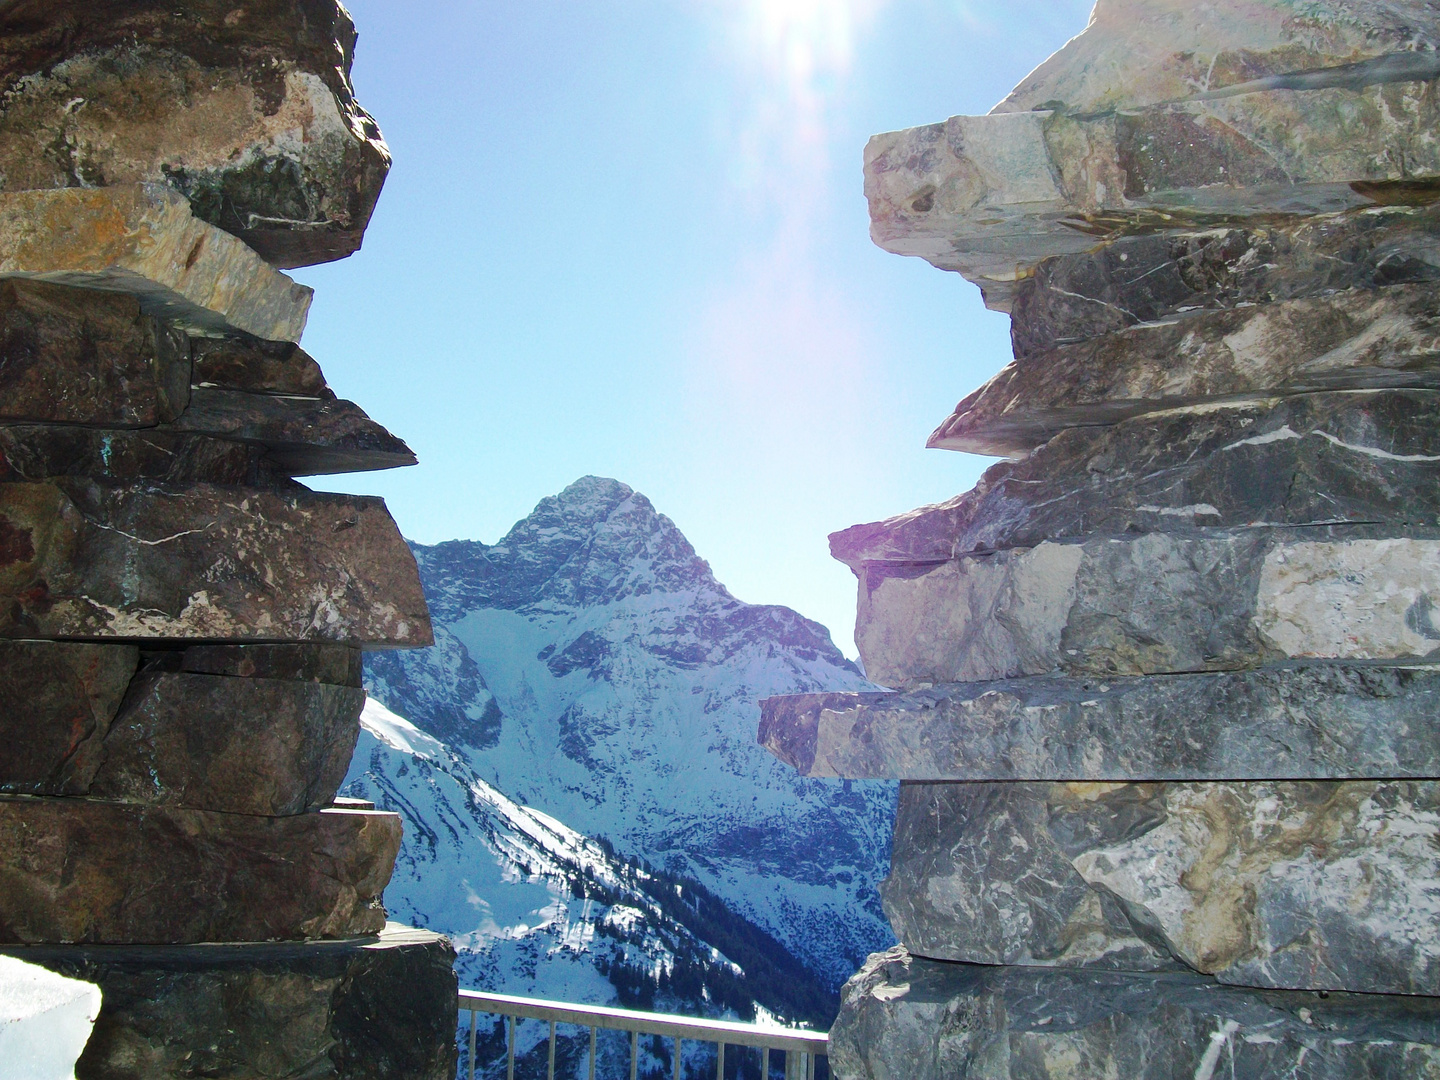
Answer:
[0, 799, 400, 944]
[179, 643, 362, 687]
[0, 639, 137, 797]
[0, 279, 190, 427]
[4, 926, 458, 1080]
[88, 671, 364, 815]
[0, 0, 389, 268]
[0, 479, 431, 646]
[0, 186, 311, 340]
[176, 388, 416, 476]
[191, 335, 327, 396]
[0, 425, 265, 486]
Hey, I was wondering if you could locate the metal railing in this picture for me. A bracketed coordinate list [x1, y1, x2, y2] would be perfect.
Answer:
[459, 990, 828, 1080]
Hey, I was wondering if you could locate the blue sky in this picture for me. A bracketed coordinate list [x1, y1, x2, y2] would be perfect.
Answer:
[300, 0, 1095, 656]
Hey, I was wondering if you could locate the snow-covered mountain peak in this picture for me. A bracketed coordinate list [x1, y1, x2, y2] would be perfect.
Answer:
[420, 476, 729, 618]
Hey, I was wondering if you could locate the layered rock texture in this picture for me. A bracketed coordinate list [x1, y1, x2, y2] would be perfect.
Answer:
[763, 2, 1440, 1075]
[0, 6, 455, 1076]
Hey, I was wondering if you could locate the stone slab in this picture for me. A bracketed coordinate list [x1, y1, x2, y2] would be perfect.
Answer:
[1010, 205, 1440, 358]
[0, 185, 311, 340]
[87, 671, 364, 814]
[933, 283, 1440, 457]
[0, 0, 389, 268]
[0, 799, 399, 943]
[832, 390, 1440, 568]
[831, 947, 1440, 1080]
[865, 0, 1440, 299]
[3, 925, 457, 1080]
[0, 479, 431, 646]
[0, 639, 137, 801]
[856, 527, 1440, 687]
[0, 425, 267, 486]
[191, 334, 328, 395]
[178, 643, 363, 686]
[0, 278, 190, 427]
[175, 387, 416, 475]
[759, 663, 1440, 782]
[886, 780, 1440, 996]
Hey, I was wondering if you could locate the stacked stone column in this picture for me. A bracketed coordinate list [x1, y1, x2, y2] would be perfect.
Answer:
[763, 2, 1440, 1075]
[0, 3, 456, 1076]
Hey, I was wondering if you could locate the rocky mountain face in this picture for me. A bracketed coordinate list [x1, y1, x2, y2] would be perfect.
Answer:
[356, 477, 897, 1019]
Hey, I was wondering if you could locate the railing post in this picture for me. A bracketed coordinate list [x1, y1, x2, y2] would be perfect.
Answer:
[467, 1009, 477, 1080]
[630, 1028, 639, 1080]
[674, 1037, 682, 1080]
[589, 1025, 597, 1080]
[716, 1041, 725, 1080]
[763, 1047, 770, 1080]
[507, 1014, 516, 1080]
[548, 1018, 557, 1080]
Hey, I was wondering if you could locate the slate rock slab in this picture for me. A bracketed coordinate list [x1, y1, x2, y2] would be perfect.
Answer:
[176, 387, 416, 476]
[1009, 205, 1440, 358]
[0, 640, 137, 798]
[933, 283, 1440, 456]
[0, 479, 431, 646]
[0, 425, 268, 486]
[856, 527, 1440, 687]
[191, 334, 328, 395]
[0, 0, 389, 268]
[0, 279, 190, 427]
[831, 947, 1440, 1080]
[832, 390, 1440, 567]
[0, 799, 399, 943]
[4, 925, 457, 1080]
[177, 642, 362, 686]
[0, 185, 311, 340]
[760, 663, 1440, 782]
[864, 0, 1440, 298]
[886, 780, 1440, 996]
[87, 671, 364, 815]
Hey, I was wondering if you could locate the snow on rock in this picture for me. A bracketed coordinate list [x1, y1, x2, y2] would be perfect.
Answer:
[0, 955, 101, 1079]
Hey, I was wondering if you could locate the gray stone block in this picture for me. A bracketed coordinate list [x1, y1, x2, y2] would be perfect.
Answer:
[831, 948, 1440, 1080]
[760, 664, 1440, 782]
[831, 390, 1440, 568]
[886, 780, 1440, 996]
[856, 527, 1440, 687]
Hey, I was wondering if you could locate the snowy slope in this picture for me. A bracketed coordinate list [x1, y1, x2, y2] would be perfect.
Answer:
[363, 477, 897, 995]
[342, 696, 841, 1080]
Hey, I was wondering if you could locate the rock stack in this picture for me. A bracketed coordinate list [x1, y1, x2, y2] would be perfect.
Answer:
[0, 3, 457, 1076]
[762, 2, 1440, 1075]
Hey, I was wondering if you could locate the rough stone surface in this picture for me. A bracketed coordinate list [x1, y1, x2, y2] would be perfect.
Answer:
[886, 781, 1440, 996]
[191, 334, 328, 395]
[0, 0, 389, 268]
[1010, 206, 1440, 358]
[87, 671, 363, 814]
[0, 279, 190, 427]
[0, 639, 137, 797]
[865, 0, 1440, 298]
[933, 283, 1440, 456]
[0, 479, 431, 646]
[0, 185, 312, 339]
[832, 390, 1440, 567]
[856, 528, 1440, 687]
[0, 799, 399, 943]
[760, 663, 1440, 782]
[831, 947, 1440, 1080]
[0, 425, 272, 486]
[4, 925, 458, 1080]
[175, 387, 416, 476]
[178, 643, 362, 686]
